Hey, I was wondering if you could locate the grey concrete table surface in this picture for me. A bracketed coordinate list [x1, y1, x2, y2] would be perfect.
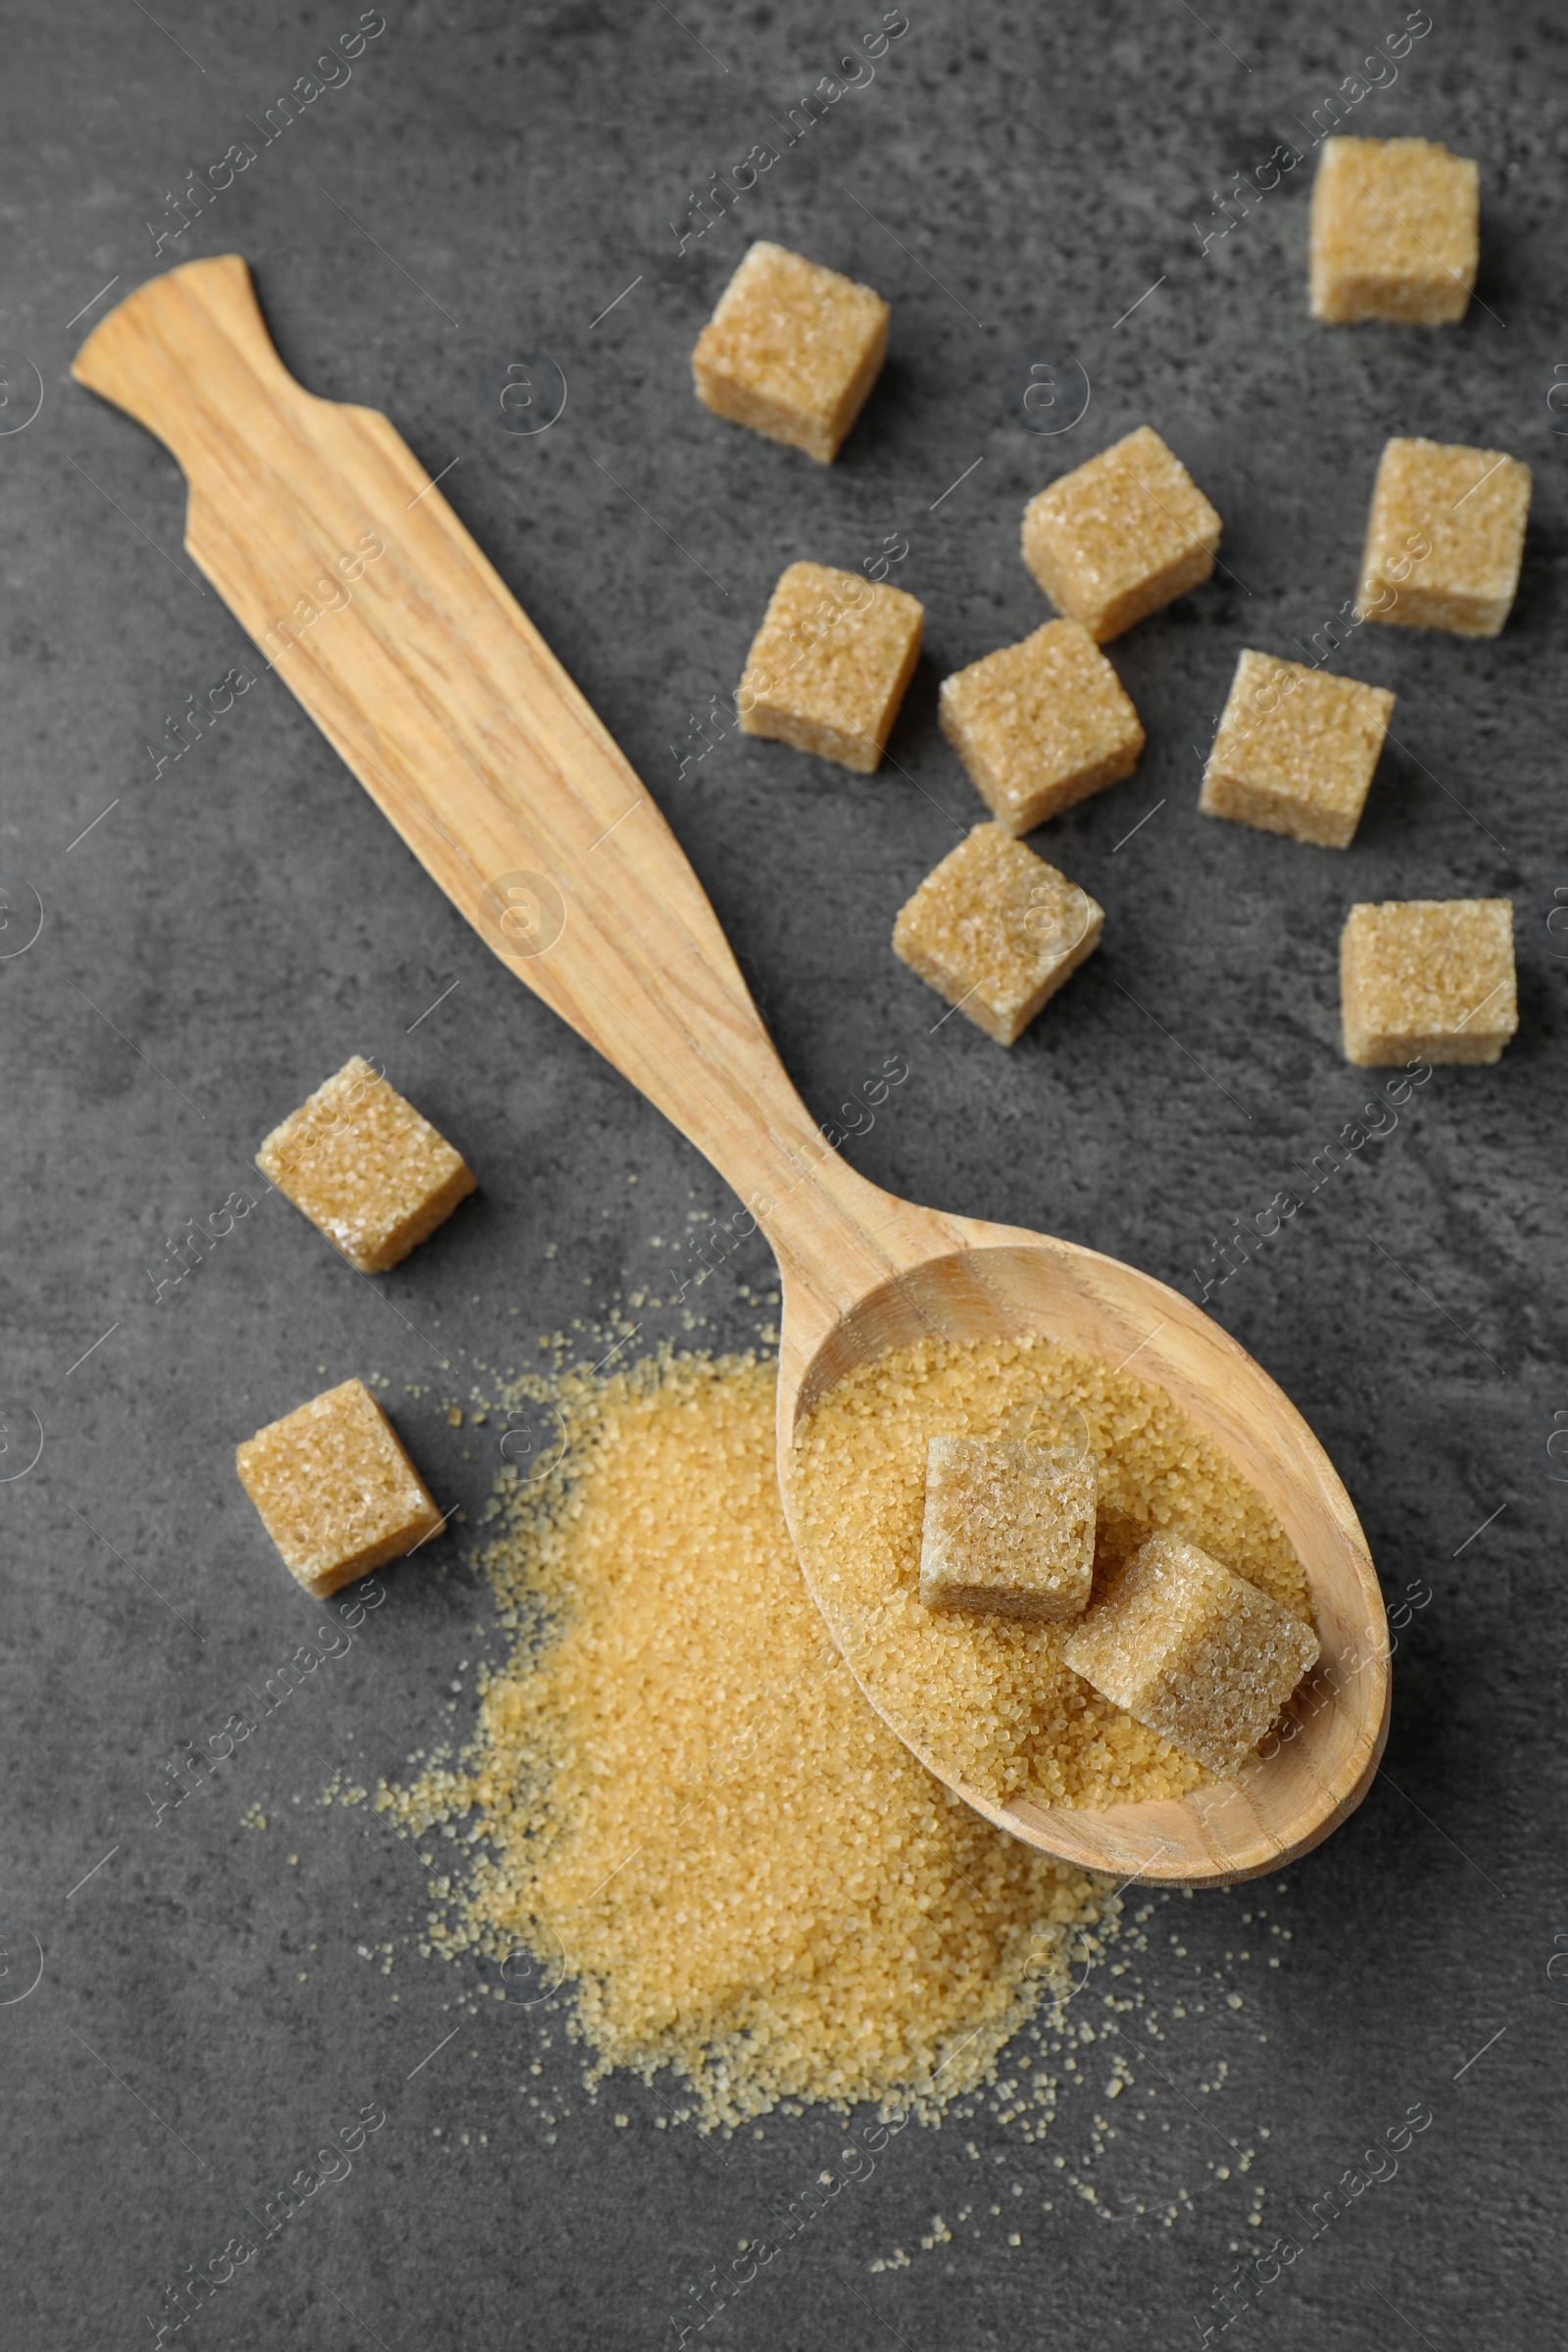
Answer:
[2, 0, 1563, 2344]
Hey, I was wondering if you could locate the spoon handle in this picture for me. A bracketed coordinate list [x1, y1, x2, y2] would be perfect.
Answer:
[74, 256, 916, 1299]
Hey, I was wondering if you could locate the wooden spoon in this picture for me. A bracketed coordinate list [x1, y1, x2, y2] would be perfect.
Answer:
[74, 256, 1389, 1886]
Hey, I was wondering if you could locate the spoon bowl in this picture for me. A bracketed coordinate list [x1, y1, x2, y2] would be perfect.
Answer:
[776, 1216, 1388, 1885]
[74, 255, 1389, 1888]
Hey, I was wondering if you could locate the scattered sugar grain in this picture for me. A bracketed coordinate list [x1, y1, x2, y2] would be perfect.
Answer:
[378, 1349, 1120, 2131]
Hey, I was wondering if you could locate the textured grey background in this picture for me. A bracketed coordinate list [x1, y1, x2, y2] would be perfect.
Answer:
[2, 0, 1565, 2344]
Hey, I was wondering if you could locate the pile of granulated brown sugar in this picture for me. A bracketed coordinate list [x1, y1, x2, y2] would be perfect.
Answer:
[377, 1348, 1116, 2131]
[792, 1331, 1310, 1808]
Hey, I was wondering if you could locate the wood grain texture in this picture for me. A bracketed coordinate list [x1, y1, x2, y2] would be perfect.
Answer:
[74, 255, 1389, 1884]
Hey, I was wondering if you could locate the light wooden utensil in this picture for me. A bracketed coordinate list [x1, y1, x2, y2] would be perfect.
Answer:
[74, 256, 1389, 1886]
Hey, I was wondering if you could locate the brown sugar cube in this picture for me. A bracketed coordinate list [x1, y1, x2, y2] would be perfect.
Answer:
[1063, 1533, 1319, 1778]
[236, 1377, 443, 1598]
[939, 620, 1145, 835]
[737, 563, 922, 773]
[257, 1055, 475, 1274]
[892, 821, 1103, 1048]
[1356, 437, 1531, 638]
[1021, 425, 1222, 643]
[1341, 899, 1517, 1066]
[918, 1435, 1096, 1623]
[1309, 137, 1479, 325]
[1200, 649, 1394, 849]
[691, 241, 888, 464]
